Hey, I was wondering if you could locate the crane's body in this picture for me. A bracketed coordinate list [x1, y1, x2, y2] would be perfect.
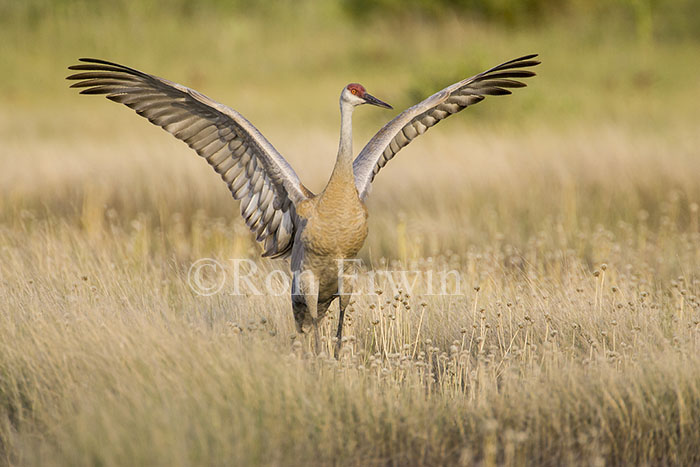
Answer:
[68, 54, 539, 356]
[291, 184, 368, 341]
[291, 95, 371, 348]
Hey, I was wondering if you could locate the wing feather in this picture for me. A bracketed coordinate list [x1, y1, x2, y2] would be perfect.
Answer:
[353, 54, 539, 200]
[68, 58, 313, 258]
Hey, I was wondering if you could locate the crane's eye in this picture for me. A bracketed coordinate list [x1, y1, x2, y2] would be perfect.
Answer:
[350, 89, 357, 95]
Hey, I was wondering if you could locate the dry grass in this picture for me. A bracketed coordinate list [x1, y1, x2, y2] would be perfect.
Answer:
[2, 114, 699, 465]
[2, 5, 700, 466]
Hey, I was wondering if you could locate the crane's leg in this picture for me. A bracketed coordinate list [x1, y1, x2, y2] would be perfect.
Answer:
[334, 292, 350, 359]
[306, 292, 321, 354]
[297, 270, 321, 354]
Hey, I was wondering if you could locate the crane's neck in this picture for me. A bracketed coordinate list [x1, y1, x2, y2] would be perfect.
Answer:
[325, 99, 355, 191]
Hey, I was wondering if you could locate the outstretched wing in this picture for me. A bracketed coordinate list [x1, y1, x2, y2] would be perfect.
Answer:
[353, 54, 540, 200]
[68, 58, 313, 258]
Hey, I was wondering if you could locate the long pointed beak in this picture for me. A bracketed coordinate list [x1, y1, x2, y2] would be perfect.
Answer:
[363, 93, 392, 109]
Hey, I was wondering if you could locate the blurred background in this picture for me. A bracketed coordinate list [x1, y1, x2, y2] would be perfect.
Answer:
[1, 0, 699, 259]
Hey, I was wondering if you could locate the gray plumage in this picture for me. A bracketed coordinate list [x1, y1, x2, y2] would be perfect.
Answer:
[68, 58, 311, 258]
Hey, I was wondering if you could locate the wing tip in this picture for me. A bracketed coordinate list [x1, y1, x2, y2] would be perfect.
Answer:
[503, 54, 541, 68]
[78, 57, 114, 65]
[68, 58, 142, 78]
[67, 58, 104, 69]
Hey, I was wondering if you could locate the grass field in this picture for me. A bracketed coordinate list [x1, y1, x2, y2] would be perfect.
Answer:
[2, 2, 700, 465]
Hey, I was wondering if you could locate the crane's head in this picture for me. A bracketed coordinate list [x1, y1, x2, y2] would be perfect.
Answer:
[342, 83, 392, 109]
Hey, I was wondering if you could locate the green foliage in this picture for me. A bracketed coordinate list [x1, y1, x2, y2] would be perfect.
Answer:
[341, 0, 700, 38]
[343, 0, 563, 24]
[2, 0, 699, 39]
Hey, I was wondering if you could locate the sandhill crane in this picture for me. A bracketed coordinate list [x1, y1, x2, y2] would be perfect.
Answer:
[68, 54, 539, 356]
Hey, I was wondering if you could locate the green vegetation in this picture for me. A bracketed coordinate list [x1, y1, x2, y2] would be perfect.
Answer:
[1, 1, 699, 465]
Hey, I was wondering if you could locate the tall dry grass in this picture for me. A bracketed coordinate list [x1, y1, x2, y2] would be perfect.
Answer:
[2, 114, 699, 464]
